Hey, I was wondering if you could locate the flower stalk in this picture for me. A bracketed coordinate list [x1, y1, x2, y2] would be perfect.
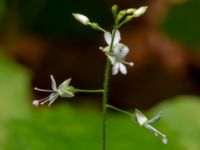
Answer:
[33, 4, 168, 150]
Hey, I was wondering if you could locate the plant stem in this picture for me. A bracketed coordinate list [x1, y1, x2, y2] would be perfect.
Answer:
[106, 104, 134, 117]
[102, 59, 110, 150]
[102, 26, 117, 150]
[74, 89, 104, 93]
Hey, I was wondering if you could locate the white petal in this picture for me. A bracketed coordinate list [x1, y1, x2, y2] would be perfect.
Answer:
[119, 63, 127, 75]
[50, 75, 57, 91]
[113, 43, 121, 56]
[148, 112, 162, 124]
[112, 63, 120, 75]
[48, 94, 59, 107]
[58, 78, 71, 91]
[120, 45, 129, 58]
[135, 109, 148, 126]
[113, 30, 121, 45]
[104, 32, 112, 45]
[59, 89, 75, 98]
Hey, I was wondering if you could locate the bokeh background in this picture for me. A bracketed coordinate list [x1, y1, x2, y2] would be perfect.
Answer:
[1, 0, 200, 149]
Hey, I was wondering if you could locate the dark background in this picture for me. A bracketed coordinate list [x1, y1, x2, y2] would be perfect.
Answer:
[1, 0, 200, 109]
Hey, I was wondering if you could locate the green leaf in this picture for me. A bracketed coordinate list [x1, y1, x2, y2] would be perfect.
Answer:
[3, 96, 200, 150]
[0, 50, 31, 148]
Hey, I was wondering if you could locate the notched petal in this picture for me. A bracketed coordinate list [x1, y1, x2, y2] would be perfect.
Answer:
[58, 78, 72, 91]
[50, 74, 57, 91]
[120, 46, 129, 58]
[113, 30, 121, 45]
[119, 63, 127, 75]
[104, 32, 112, 45]
[112, 63, 120, 75]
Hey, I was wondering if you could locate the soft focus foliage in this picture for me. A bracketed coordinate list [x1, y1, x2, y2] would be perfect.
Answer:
[0, 53, 200, 150]
[162, 0, 200, 48]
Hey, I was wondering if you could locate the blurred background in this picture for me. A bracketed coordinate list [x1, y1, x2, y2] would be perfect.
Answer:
[1, 0, 200, 149]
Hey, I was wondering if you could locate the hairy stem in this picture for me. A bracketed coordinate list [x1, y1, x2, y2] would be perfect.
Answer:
[74, 89, 104, 93]
[102, 26, 117, 150]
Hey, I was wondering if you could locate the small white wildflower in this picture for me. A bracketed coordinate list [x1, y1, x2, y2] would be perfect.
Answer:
[99, 30, 121, 52]
[135, 109, 167, 144]
[107, 43, 134, 75]
[33, 75, 75, 107]
[134, 6, 148, 17]
[99, 30, 133, 75]
[72, 13, 90, 25]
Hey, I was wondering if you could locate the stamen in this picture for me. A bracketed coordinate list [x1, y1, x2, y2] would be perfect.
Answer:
[162, 136, 168, 144]
[123, 61, 134, 66]
[41, 99, 50, 105]
[32, 100, 39, 106]
[99, 46, 103, 50]
[144, 123, 167, 143]
[32, 95, 51, 107]
[34, 87, 54, 92]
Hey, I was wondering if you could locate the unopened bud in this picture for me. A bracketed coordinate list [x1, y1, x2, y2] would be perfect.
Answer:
[134, 6, 148, 17]
[112, 4, 118, 16]
[72, 13, 90, 25]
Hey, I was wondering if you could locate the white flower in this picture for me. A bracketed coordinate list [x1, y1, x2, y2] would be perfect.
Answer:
[72, 13, 90, 25]
[135, 109, 168, 144]
[107, 43, 134, 75]
[134, 6, 148, 17]
[99, 30, 133, 75]
[33, 75, 74, 107]
[100, 30, 121, 52]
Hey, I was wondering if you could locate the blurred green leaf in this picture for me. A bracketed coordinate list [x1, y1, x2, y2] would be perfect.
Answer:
[0, 54, 199, 150]
[0, 51, 31, 121]
[0, 50, 31, 148]
[162, 0, 200, 49]
[3, 95, 200, 150]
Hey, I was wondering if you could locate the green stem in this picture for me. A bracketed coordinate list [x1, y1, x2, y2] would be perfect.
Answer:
[106, 104, 134, 117]
[102, 59, 110, 150]
[74, 89, 104, 93]
[102, 26, 117, 150]
[89, 22, 107, 33]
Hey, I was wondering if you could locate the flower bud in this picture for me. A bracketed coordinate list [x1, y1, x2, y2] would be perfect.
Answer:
[72, 13, 90, 25]
[112, 4, 118, 16]
[134, 6, 148, 17]
[126, 8, 135, 14]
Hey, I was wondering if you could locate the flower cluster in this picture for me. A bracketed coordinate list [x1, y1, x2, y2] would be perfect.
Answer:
[100, 30, 134, 75]
[32, 4, 168, 146]
[33, 75, 75, 107]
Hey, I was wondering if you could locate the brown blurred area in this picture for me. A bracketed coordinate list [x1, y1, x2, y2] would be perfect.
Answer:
[1, 0, 200, 109]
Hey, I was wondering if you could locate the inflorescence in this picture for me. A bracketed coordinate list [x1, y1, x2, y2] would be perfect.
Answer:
[33, 4, 167, 146]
